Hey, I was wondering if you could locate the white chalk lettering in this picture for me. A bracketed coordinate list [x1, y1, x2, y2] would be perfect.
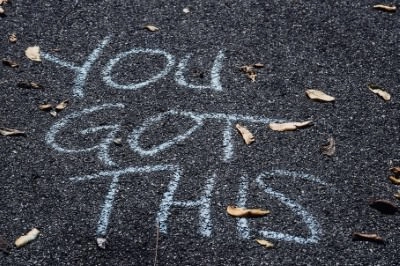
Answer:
[102, 48, 175, 90]
[128, 110, 285, 162]
[236, 175, 250, 239]
[174, 51, 225, 91]
[256, 170, 324, 244]
[45, 103, 124, 166]
[41, 36, 112, 98]
[70, 164, 180, 236]
[157, 172, 215, 237]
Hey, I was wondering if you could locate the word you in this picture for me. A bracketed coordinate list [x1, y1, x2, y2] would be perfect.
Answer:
[41, 35, 225, 98]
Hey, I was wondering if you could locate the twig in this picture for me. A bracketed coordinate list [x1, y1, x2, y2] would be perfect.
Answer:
[153, 222, 160, 266]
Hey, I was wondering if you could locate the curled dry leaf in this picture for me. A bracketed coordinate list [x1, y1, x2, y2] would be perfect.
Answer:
[235, 124, 254, 145]
[268, 121, 313, 132]
[96, 237, 107, 249]
[369, 199, 398, 214]
[226, 205, 270, 218]
[321, 137, 336, 156]
[255, 239, 274, 248]
[394, 190, 400, 200]
[39, 103, 53, 111]
[352, 232, 384, 243]
[305, 89, 335, 102]
[15, 228, 40, 248]
[17, 81, 43, 89]
[373, 4, 396, 12]
[240, 65, 258, 82]
[25, 46, 41, 62]
[144, 24, 159, 32]
[0, 127, 25, 136]
[55, 100, 69, 111]
[389, 176, 400, 185]
[113, 138, 122, 145]
[2, 58, 19, 68]
[390, 166, 400, 175]
[9, 33, 17, 43]
[50, 110, 58, 117]
[368, 84, 391, 101]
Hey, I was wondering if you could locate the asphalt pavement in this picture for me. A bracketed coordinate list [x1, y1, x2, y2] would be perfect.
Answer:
[2, 1, 400, 265]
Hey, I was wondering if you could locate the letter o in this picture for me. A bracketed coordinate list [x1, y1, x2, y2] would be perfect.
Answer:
[102, 48, 175, 90]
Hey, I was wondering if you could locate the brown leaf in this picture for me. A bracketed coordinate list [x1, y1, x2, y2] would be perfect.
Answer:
[226, 205, 270, 218]
[17, 81, 43, 89]
[50, 110, 58, 117]
[253, 63, 265, 68]
[305, 89, 335, 102]
[394, 190, 400, 200]
[369, 199, 398, 214]
[255, 239, 274, 248]
[268, 121, 313, 132]
[235, 124, 255, 145]
[8, 33, 17, 43]
[0, 0, 9, 4]
[25, 46, 41, 62]
[55, 100, 69, 111]
[2, 58, 19, 68]
[321, 137, 336, 156]
[352, 232, 384, 243]
[144, 24, 159, 32]
[15, 228, 40, 248]
[390, 166, 400, 175]
[388, 176, 400, 185]
[0, 127, 25, 136]
[39, 103, 53, 111]
[368, 84, 391, 101]
[96, 237, 107, 249]
[247, 72, 257, 82]
[373, 4, 396, 12]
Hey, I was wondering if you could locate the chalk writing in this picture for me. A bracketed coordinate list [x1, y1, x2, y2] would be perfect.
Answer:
[42, 36, 225, 98]
[42, 37, 330, 245]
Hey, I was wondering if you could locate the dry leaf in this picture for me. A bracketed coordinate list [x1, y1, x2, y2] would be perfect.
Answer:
[253, 63, 265, 68]
[17, 81, 43, 89]
[235, 124, 255, 145]
[321, 137, 336, 156]
[305, 89, 335, 102]
[268, 121, 313, 132]
[0, 127, 25, 136]
[368, 84, 391, 101]
[39, 103, 53, 111]
[0, 235, 11, 254]
[113, 138, 122, 145]
[0, 6, 4, 14]
[373, 4, 396, 12]
[255, 239, 274, 248]
[394, 190, 400, 200]
[25, 46, 41, 62]
[389, 176, 400, 185]
[369, 199, 398, 214]
[55, 100, 69, 111]
[0, 0, 9, 4]
[50, 110, 58, 117]
[226, 205, 270, 218]
[352, 232, 384, 243]
[144, 25, 159, 32]
[390, 167, 400, 175]
[9, 33, 17, 43]
[96, 237, 106, 249]
[183, 7, 190, 13]
[15, 228, 40, 248]
[2, 58, 19, 68]
[247, 72, 257, 82]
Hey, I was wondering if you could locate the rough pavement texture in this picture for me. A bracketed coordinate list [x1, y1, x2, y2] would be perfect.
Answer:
[1, 1, 400, 265]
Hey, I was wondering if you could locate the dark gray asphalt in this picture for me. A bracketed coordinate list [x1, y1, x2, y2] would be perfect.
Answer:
[2, 1, 400, 265]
